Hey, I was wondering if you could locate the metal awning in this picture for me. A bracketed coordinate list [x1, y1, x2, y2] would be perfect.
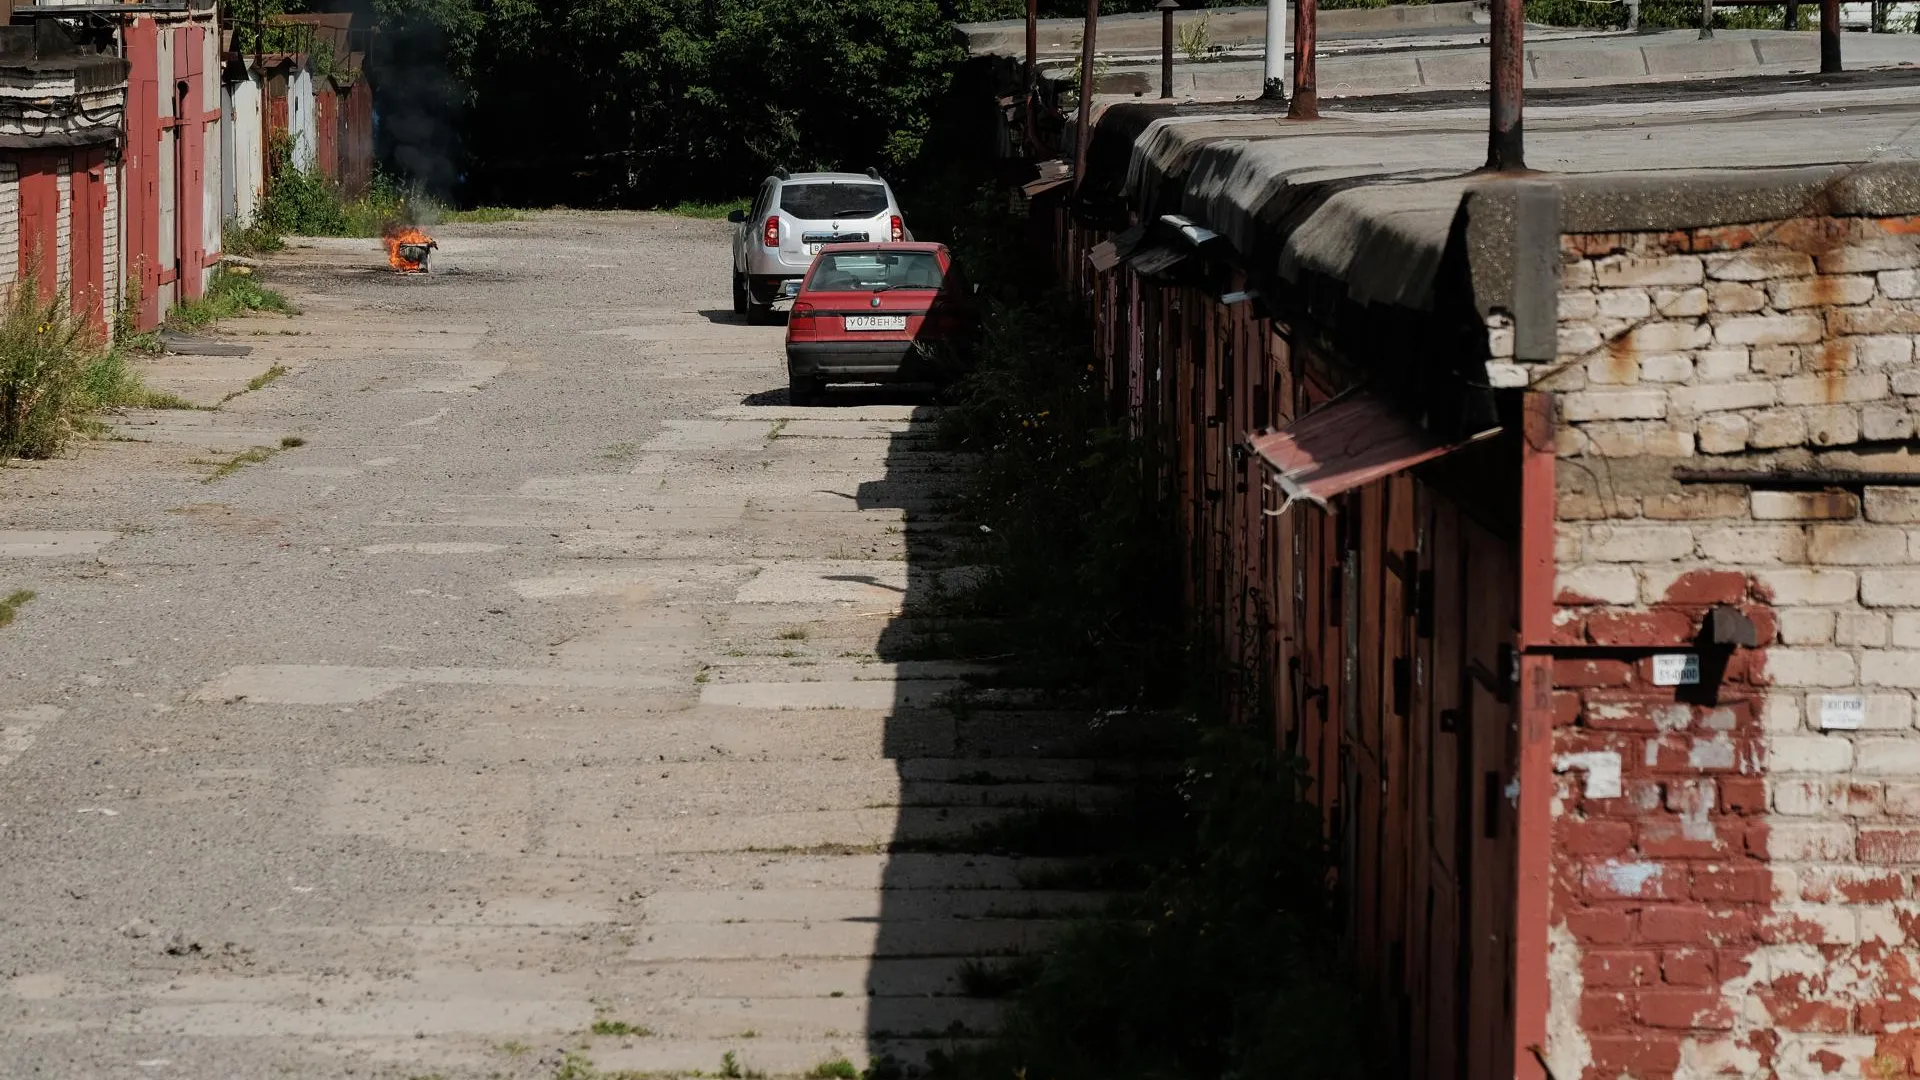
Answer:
[1247, 392, 1500, 512]
[1087, 223, 1146, 273]
[1127, 244, 1189, 277]
[1022, 158, 1072, 197]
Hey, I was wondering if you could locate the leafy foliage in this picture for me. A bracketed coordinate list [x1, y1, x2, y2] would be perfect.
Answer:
[371, 0, 969, 207]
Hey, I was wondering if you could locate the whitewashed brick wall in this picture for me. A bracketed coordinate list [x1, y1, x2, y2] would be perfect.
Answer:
[0, 161, 19, 290]
[1500, 217, 1920, 1080]
[54, 159, 69, 295]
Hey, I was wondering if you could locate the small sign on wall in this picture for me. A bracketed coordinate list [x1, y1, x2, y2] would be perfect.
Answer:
[1651, 654, 1701, 687]
[1818, 694, 1867, 731]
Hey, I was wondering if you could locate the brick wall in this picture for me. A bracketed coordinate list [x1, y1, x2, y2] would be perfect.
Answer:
[1496, 217, 1920, 1080]
[0, 161, 19, 289]
[103, 152, 118, 328]
[55, 159, 70, 295]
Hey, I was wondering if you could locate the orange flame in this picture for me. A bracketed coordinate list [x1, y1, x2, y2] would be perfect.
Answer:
[385, 226, 435, 272]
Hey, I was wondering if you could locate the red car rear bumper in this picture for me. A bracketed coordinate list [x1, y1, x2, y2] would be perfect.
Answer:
[786, 340, 949, 383]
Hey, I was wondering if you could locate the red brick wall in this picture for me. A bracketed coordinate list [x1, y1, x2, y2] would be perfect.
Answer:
[1551, 570, 1776, 1079]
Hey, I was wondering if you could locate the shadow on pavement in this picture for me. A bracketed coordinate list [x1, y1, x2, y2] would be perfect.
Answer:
[852, 402, 1109, 1070]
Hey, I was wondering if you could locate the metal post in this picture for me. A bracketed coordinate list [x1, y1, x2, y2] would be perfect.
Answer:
[1158, 0, 1177, 99]
[1700, 0, 1714, 37]
[1487, 0, 1525, 171]
[1821, 0, 1841, 71]
[1074, 0, 1099, 192]
[1785, 0, 1798, 30]
[1025, 0, 1038, 93]
[1263, 0, 1288, 102]
[1288, 0, 1318, 119]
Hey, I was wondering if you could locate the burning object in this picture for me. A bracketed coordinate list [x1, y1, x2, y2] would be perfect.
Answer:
[385, 226, 436, 273]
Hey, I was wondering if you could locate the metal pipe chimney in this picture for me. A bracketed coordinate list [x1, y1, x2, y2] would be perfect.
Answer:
[1074, 0, 1099, 192]
[1025, 0, 1038, 92]
[1158, 0, 1177, 99]
[1263, 0, 1288, 102]
[1486, 0, 1525, 171]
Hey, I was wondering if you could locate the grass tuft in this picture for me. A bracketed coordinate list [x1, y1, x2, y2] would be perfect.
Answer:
[165, 270, 295, 332]
[665, 197, 749, 220]
[81, 349, 198, 410]
[0, 589, 35, 628]
[806, 1059, 859, 1080]
[589, 1019, 653, 1037]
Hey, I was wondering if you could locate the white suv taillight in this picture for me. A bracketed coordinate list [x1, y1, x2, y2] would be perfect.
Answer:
[889, 215, 903, 242]
[763, 216, 779, 248]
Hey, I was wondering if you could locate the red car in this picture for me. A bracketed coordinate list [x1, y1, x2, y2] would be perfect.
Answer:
[783, 242, 977, 404]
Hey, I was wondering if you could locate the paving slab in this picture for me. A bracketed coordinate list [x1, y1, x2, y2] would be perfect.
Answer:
[0, 212, 1093, 1078]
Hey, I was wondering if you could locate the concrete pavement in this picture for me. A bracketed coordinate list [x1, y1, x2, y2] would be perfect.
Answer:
[0, 217, 1103, 1077]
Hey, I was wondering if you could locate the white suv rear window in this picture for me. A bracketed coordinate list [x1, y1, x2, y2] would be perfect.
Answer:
[780, 183, 889, 220]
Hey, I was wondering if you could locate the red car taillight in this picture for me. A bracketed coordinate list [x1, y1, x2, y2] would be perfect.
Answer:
[788, 300, 816, 333]
[763, 216, 779, 247]
[890, 216, 903, 242]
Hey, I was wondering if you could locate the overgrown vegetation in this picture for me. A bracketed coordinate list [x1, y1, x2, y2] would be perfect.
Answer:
[866, 152, 1376, 1076]
[165, 269, 296, 332]
[237, 132, 532, 247]
[0, 271, 193, 459]
[1523, 0, 1836, 28]
[666, 197, 751, 220]
[925, 180, 1182, 703]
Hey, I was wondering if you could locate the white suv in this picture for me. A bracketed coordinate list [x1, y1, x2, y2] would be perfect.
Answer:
[729, 169, 911, 324]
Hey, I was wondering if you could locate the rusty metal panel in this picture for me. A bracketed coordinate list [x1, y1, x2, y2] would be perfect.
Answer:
[1046, 211, 1518, 1080]
[1248, 393, 1500, 511]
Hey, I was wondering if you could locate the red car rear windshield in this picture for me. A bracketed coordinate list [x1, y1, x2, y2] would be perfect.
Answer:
[806, 251, 944, 292]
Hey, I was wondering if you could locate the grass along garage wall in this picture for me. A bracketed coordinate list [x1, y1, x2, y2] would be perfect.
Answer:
[1493, 216, 1920, 1080]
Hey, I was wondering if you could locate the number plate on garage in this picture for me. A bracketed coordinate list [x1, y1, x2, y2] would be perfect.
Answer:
[843, 315, 907, 331]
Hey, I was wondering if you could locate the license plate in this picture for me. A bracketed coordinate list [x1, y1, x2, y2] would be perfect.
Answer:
[844, 315, 907, 332]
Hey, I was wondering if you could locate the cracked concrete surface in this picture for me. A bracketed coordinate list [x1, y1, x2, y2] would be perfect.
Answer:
[0, 216, 1102, 1077]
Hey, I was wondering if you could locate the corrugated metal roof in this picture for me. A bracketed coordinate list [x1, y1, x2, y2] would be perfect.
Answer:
[1248, 392, 1499, 511]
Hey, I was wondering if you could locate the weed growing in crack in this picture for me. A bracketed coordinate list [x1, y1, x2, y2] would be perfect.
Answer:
[202, 438, 300, 483]
[806, 1059, 858, 1080]
[777, 626, 809, 641]
[219, 363, 289, 404]
[718, 1051, 765, 1079]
